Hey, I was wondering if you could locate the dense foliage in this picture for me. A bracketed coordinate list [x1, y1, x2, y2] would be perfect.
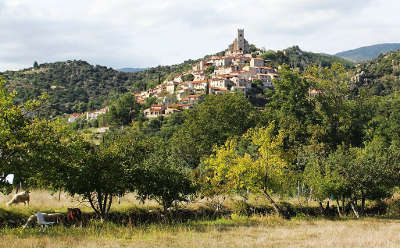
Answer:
[1, 59, 198, 116]
[3, 49, 400, 220]
[260, 46, 354, 71]
[354, 50, 400, 96]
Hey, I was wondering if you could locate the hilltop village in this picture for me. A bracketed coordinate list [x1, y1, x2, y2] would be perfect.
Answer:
[138, 29, 278, 118]
[69, 29, 279, 122]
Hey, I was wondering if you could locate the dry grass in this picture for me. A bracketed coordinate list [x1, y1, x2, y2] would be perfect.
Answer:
[1, 190, 400, 247]
[0, 217, 400, 248]
[0, 190, 159, 213]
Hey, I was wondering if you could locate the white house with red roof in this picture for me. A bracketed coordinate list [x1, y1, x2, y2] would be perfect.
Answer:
[68, 113, 84, 123]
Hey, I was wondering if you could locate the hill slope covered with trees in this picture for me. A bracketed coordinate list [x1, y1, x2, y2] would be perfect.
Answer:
[352, 49, 400, 96]
[1, 60, 197, 116]
[261, 46, 354, 70]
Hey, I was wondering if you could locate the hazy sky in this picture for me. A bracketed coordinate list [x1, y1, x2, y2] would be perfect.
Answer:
[0, 0, 399, 71]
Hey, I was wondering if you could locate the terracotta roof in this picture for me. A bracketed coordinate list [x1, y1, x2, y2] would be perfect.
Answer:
[210, 87, 228, 90]
[70, 113, 83, 117]
[192, 80, 208, 84]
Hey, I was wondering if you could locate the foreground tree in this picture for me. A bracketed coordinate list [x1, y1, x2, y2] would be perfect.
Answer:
[40, 130, 151, 220]
[135, 147, 197, 211]
[302, 137, 400, 217]
[0, 77, 55, 193]
[203, 123, 294, 216]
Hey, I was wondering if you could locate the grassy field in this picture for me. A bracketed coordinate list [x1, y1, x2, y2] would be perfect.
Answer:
[1, 190, 400, 248]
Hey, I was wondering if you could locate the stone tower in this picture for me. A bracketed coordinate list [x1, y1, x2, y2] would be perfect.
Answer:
[227, 28, 250, 55]
[237, 29, 245, 52]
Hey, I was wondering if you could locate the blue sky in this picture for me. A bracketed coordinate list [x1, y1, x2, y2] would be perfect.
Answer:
[0, 0, 399, 71]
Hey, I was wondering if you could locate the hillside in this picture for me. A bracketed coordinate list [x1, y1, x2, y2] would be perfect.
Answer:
[335, 43, 400, 63]
[261, 46, 354, 70]
[352, 49, 400, 96]
[0, 45, 355, 117]
[1, 60, 197, 116]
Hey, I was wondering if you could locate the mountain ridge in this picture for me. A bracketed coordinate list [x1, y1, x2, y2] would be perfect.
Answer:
[335, 43, 400, 62]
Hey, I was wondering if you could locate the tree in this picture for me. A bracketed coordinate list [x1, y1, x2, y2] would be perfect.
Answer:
[305, 64, 366, 148]
[0, 77, 55, 193]
[183, 73, 194, 82]
[264, 65, 315, 148]
[170, 93, 257, 168]
[204, 66, 215, 75]
[203, 123, 295, 216]
[302, 137, 400, 217]
[33, 61, 39, 69]
[40, 130, 151, 220]
[135, 146, 197, 211]
[107, 93, 140, 127]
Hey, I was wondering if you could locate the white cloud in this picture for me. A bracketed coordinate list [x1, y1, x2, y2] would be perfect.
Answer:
[0, 0, 399, 71]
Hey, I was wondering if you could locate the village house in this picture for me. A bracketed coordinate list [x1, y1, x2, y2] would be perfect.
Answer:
[209, 87, 229, 95]
[164, 107, 181, 115]
[68, 113, 83, 123]
[168, 103, 193, 110]
[166, 81, 178, 94]
[86, 107, 109, 120]
[250, 57, 265, 67]
[187, 94, 203, 103]
[192, 60, 205, 72]
[143, 104, 166, 118]
[192, 80, 208, 92]
[215, 57, 233, 67]
[210, 78, 233, 89]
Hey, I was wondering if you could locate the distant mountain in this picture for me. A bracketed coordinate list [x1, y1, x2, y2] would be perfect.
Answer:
[117, 68, 147, 73]
[335, 43, 400, 63]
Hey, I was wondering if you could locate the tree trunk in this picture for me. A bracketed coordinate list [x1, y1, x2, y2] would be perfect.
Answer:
[318, 201, 330, 216]
[336, 199, 342, 217]
[263, 190, 282, 216]
[361, 196, 366, 216]
[350, 201, 360, 218]
[341, 197, 345, 214]
[87, 194, 101, 218]
[319, 201, 325, 215]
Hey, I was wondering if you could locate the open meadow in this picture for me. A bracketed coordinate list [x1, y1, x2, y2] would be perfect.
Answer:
[1, 190, 400, 248]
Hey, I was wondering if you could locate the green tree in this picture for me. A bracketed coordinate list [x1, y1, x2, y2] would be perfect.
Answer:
[183, 73, 194, 81]
[0, 77, 55, 193]
[204, 66, 215, 75]
[33, 61, 39, 69]
[302, 137, 400, 217]
[135, 146, 197, 211]
[107, 93, 140, 126]
[171, 93, 257, 168]
[203, 123, 295, 216]
[264, 65, 315, 147]
[40, 130, 151, 220]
